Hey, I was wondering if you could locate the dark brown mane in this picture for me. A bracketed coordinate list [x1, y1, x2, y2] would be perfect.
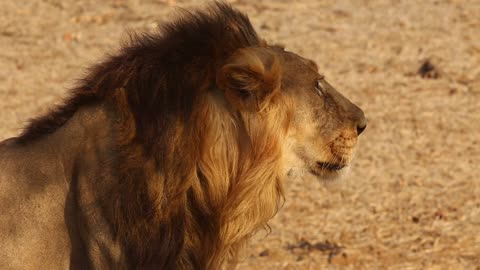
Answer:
[17, 2, 260, 148]
[1, 2, 369, 269]
[13, 3, 288, 269]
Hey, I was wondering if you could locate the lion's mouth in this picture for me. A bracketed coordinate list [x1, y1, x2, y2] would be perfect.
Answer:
[309, 161, 347, 177]
[293, 148, 350, 178]
[316, 162, 346, 171]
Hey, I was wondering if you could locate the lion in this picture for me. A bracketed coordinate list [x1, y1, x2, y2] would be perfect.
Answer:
[0, 3, 366, 270]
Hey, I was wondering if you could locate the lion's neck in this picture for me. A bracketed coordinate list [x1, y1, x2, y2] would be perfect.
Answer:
[44, 97, 286, 269]
[186, 93, 286, 268]
[31, 103, 114, 185]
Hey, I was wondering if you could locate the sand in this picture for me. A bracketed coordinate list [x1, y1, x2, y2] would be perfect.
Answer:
[1, 0, 479, 269]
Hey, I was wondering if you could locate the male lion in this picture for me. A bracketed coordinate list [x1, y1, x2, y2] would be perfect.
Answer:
[0, 3, 366, 270]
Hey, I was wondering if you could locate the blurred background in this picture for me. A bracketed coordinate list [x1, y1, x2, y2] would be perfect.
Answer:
[1, 0, 479, 269]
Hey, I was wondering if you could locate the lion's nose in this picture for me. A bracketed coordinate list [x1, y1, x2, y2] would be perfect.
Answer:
[354, 109, 367, 136]
[357, 120, 367, 135]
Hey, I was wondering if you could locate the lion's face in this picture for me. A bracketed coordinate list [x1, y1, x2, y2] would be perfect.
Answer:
[279, 50, 367, 180]
[217, 46, 366, 182]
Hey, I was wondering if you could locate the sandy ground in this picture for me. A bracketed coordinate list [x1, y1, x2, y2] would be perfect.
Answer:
[1, 0, 480, 269]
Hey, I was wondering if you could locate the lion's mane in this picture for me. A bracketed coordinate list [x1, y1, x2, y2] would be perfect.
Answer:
[17, 3, 288, 269]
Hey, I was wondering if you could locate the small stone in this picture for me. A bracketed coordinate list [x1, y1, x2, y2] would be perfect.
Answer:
[259, 249, 269, 257]
[417, 59, 440, 79]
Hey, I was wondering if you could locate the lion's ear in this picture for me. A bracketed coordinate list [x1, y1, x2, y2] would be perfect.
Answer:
[217, 48, 281, 111]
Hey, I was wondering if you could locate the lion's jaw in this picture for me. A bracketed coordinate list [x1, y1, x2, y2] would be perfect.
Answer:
[302, 132, 358, 181]
[283, 131, 358, 182]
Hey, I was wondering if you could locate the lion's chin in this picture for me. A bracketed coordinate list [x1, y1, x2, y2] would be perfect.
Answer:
[284, 151, 351, 181]
[308, 164, 348, 181]
[285, 165, 348, 182]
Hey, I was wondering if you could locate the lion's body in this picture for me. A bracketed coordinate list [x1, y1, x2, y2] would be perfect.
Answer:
[0, 105, 113, 269]
[0, 3, 366, 270]
[0, 141, 70, 269]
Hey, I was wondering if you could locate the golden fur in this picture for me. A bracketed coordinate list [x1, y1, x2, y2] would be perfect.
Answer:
[0, 2, 366, 269]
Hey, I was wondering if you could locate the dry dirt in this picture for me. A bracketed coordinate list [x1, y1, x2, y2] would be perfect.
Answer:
[1, 0, 479, 269]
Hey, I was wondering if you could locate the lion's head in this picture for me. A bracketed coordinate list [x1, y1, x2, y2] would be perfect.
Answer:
[207, 31, 366, 268]
[280, 51, 367, 180]
[217, 46, 366, 183]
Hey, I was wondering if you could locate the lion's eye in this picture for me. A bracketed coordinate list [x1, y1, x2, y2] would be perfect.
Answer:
[315, 80, 325, 97]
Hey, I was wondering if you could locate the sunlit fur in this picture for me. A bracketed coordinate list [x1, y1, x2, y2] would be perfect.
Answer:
[10, 3, 292, 269]
[2, 2, 365, 269]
